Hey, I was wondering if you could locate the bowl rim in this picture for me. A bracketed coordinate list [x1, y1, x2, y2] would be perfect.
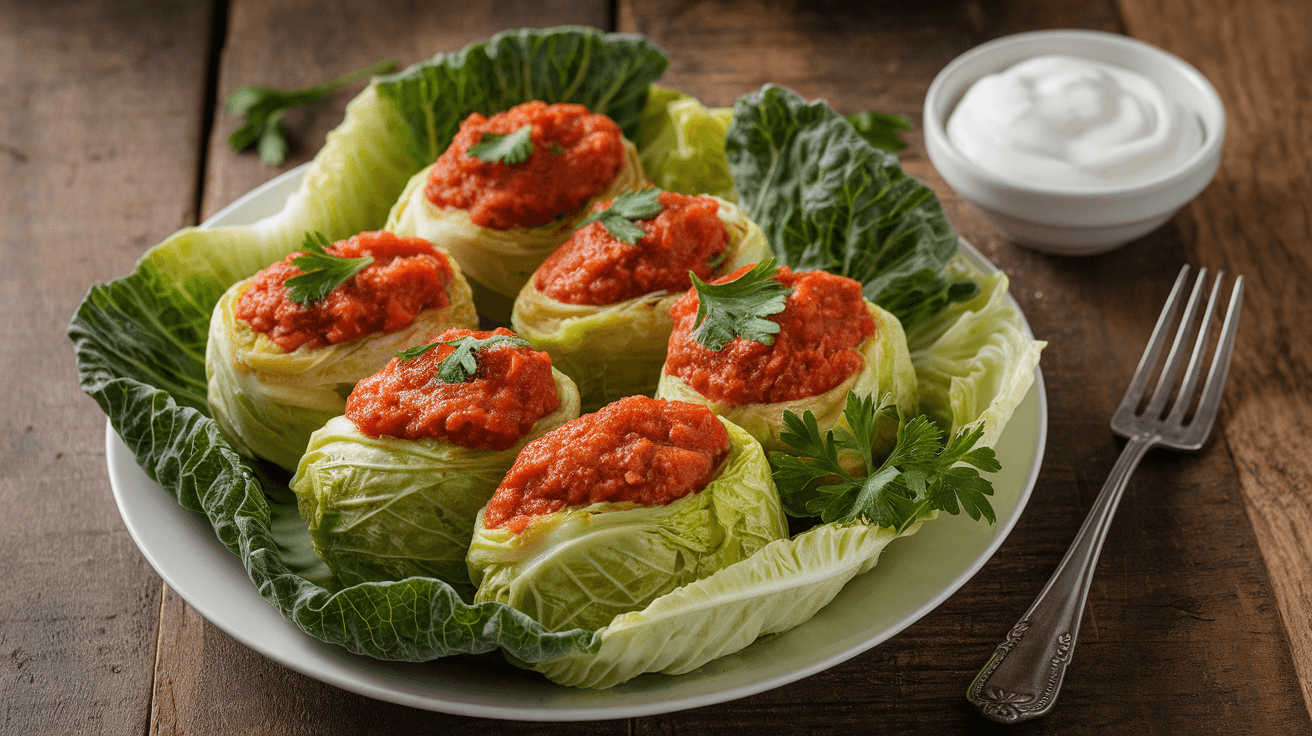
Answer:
[923, 28, 1226, 200]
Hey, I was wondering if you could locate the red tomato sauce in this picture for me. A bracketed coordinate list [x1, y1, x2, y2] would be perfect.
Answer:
[234, 231, 453, 353]
[533, 191, 729, 305]
[345, 328, 559, 451]
[424, 102, 626, 231]
[484, 396, 730, 533]
[663, 266, 876, 406]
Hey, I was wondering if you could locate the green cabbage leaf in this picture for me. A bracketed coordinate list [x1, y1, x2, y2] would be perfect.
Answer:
[534, 516, 926, 688]
[632, 86, 738, 201]
[908, 254, 1046, 446]
[375, 27, 667, 168]
[726, 84, 975, 331]
[631, 87, 911, 202]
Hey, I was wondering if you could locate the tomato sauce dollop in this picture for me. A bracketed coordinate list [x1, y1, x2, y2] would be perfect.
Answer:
[425, 101, 627, 231]
[234, 231, 452, 353]
[663, 266, 876, 406]
[345, 328, 559, 451]
[534, 191, 729, 305]
[484, 396, 730, 534]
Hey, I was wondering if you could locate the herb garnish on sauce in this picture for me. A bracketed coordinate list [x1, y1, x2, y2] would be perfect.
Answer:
[688, 258, 792, 350]
[395, 334, 532, 384]
[574, 188, 665, 244]
[284, 232, 374, 306]
[467, 125, 535, 165]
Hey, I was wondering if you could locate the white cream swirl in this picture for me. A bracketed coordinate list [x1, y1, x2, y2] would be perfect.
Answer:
[947, 54, 1203, 189]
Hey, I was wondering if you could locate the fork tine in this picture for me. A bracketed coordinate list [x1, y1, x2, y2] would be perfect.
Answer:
[1189, 275, 1244, 436]
[1116, 265, 1191, 417]
[1166, 272, 1224, 425]
[1143, 267, 1210, 418]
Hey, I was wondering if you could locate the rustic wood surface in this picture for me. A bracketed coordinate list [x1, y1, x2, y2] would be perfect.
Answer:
[3, 0, 1310, 733]
[0, 2, 213, 735]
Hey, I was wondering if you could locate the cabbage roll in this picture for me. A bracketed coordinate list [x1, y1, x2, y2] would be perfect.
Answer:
[292, 328, 581, 588]
[206, 231, 477, 471]
[512, 192, 769, 411]
[466, 396, 787, 631]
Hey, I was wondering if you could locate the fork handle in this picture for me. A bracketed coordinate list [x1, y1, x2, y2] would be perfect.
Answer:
[967, 434, 1156, 723]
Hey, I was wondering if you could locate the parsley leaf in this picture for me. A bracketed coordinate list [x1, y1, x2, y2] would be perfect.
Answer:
[226, 59, 398, 165]
[574, 188, 665, 244]
[283, 232, 374, 306]
[688, 258, 792, 350]
[467, 125, 535, 165]
[394, 335, 531, 384]
[772, 391, 999, 532]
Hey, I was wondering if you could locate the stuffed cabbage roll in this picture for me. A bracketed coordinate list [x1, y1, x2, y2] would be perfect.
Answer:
[291, 328, 581, 588]
[206, 231, 477, 471]
[511, 190, 769, 411]
[386, 101, 648, 319]
[466, 396, 787, 632]
[656, 263, 918, 454]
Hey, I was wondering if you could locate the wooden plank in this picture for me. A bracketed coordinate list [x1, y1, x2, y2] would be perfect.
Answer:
[150, 2, 626, 733]
[0, 1, 215, 735]
[620, 0, 1311, 732]
[1116, 0, 1312, 717]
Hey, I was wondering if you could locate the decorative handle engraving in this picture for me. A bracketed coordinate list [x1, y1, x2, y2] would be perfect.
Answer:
[967, 622, 1072, 722]
[967, 435, 1155, 723]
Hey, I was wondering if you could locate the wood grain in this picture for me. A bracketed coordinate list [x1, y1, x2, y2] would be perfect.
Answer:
[0, 2, 215, 735]
[1116, 0, 1312, 716]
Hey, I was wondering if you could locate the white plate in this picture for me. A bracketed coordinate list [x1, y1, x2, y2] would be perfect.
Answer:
[106, 164, 1047, 721]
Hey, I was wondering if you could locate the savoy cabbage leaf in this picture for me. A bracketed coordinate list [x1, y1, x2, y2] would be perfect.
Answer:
[726, 84, 974, 330]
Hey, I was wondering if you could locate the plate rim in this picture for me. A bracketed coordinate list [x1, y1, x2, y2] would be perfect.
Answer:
[105, 162, 1047, 721]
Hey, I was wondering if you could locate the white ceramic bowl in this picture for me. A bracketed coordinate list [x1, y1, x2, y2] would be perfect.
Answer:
[923, 29, 1225, 255]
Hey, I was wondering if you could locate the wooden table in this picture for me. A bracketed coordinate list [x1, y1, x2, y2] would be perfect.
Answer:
[4, 0, 1310, 733]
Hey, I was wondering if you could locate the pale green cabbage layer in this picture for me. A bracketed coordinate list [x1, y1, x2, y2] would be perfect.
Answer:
[532, 517, 926, 688]
[655, 301, 919, 455]
[511, 197, 770, 411]
[907, 256, 1046, 446]
[633, 86, 737, 201]
[467, 418, 788, 633]
[290, 367, 580, 589]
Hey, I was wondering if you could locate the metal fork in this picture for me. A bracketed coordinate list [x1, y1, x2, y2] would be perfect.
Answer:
[966, 265, 1244, 724]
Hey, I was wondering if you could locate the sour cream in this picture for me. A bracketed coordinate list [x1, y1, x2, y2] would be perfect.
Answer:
[946, 55, 1203, 189]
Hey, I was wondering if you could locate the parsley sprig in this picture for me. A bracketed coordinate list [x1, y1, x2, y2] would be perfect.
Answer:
[688, 258, 793, 350]
[395, 334, 531, 384]
[226, 59, 398, 165]
[284, 232, 373, 306]
[574, 188, 665, 244]
[467, 124, 536, 165]
[772, 392, 1000, 532]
